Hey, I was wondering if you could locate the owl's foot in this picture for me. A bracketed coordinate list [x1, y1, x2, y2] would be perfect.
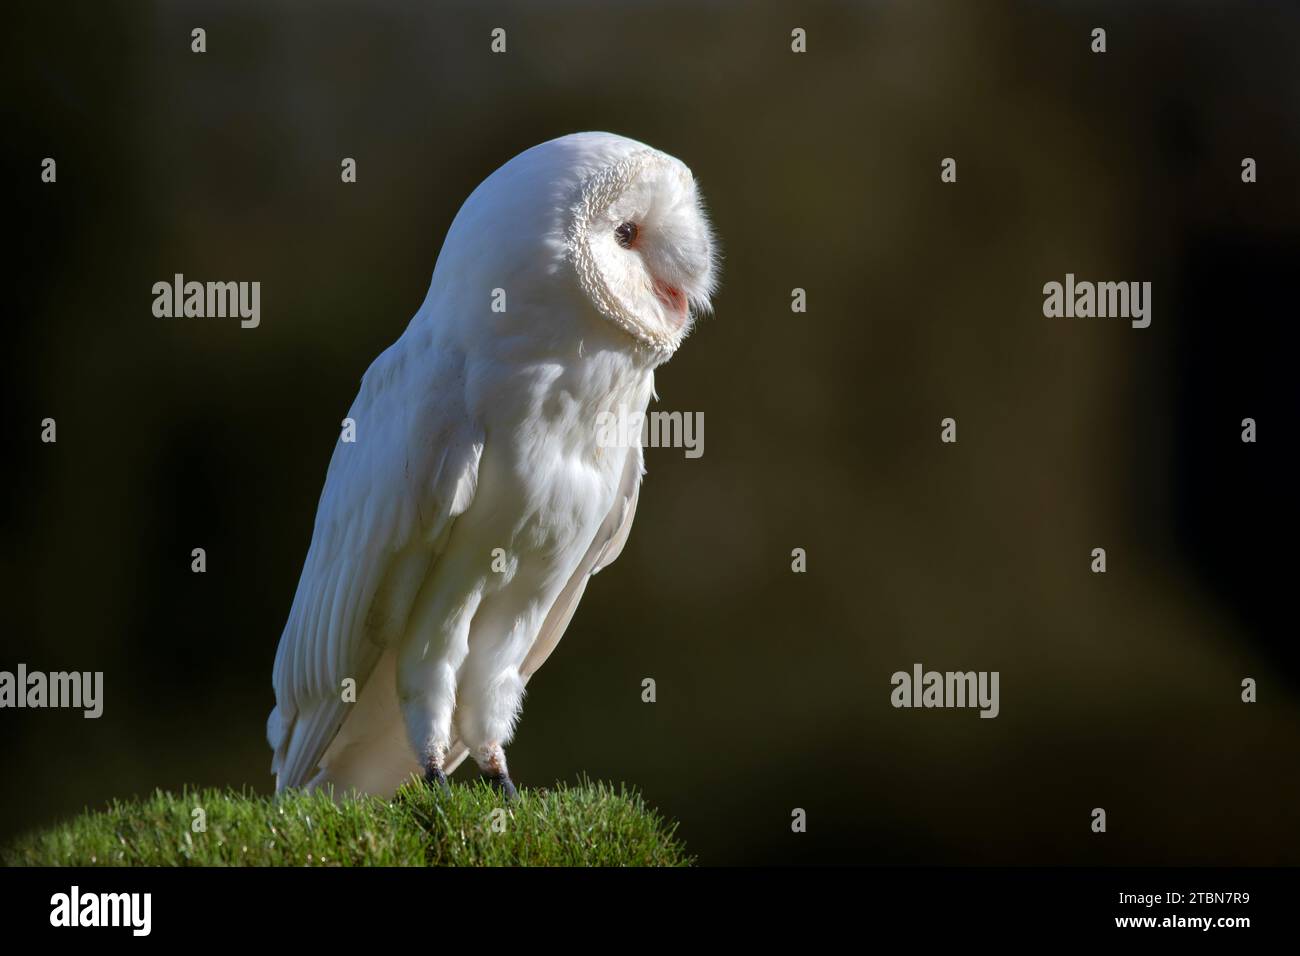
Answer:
[423, 765, 450, 793]
[472, 743, 518, 801]
[481, 771, 518, 802]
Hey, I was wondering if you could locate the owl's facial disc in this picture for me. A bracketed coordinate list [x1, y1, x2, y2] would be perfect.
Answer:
[610, 218, 692, 330]
[570, 150, 718, 353]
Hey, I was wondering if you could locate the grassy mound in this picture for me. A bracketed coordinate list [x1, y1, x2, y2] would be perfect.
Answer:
[3, 778, 691, 867]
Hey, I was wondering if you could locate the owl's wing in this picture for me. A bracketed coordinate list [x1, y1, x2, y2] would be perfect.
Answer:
[442, 444, 642, 776]
[268, 337, 483, 791]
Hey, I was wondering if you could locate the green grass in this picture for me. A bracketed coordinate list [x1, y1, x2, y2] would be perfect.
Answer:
[2, 778, 691, 867]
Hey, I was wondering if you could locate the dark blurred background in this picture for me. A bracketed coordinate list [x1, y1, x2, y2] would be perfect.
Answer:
[4, 0, 1297, 864]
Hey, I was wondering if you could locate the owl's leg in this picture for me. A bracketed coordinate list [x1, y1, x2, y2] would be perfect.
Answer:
[395, 574, 488, 790]
[398, 656, 457, 792]
[397, 599, 479, 793]
[455, 667, 526, 801]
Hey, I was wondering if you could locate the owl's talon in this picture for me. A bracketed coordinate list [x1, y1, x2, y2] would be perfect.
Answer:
[424, 766, 449, 792]
[482, 771, 518, 802]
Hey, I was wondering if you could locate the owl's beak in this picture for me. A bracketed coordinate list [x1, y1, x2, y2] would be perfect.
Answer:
[652, 278, 690, 328]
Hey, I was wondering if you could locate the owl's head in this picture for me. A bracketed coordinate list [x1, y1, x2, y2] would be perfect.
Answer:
[431, 133, 718, 358]
[567, 140, 719, 353]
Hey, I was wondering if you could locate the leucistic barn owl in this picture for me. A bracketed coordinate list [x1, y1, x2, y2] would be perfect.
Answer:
[267, 133, 718, 799]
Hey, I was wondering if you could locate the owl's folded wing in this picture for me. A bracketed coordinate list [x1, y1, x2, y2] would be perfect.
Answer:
[268, 337, 483, 791]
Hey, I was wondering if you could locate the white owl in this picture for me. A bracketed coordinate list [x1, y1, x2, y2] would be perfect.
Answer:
[267, 132, 718, 798]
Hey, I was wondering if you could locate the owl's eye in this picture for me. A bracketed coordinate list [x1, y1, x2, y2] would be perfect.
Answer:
[614, 221, 638, 248]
